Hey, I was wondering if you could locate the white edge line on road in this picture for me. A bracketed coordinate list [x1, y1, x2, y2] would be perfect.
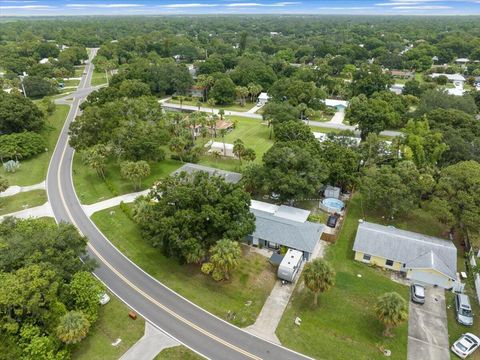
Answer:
[49, 48, 313, 360]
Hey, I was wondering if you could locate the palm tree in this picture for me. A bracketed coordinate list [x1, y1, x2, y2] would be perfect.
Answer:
[247, 83, 262, 103]
[196, 100, 202, 111]
[211, 150, 221, 163]
[235, 86, 249, 107]
[178, 95, 185, 110]
[207, 98, 216, 116]
[56, 310, 91, 344]
[375, 292, 408, 337]
[305, 108, 315, 125]
[218, 108, 225, 121]
[219, 128, 228, 156]
[303, 258, 335, 307]
[210, 239, 241, 280]
[233, 138, 246, 164]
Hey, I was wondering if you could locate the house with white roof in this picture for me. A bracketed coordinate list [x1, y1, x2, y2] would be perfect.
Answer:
[324, 99, 349, 111]
[206, 141, 235, 158]
[455, 58, 470, 65]
[353, 221, 459, 289]
[257, 92, 270, 106]
[430, 73, 466, 87]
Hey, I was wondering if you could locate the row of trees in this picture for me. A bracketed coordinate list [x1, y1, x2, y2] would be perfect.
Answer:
[0, 218, 102, 359]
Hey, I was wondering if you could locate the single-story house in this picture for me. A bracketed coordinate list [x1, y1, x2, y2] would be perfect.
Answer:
[172, 163, 242, 184]
[324, 99, 349, 111]
[39, 58, 50, 64]
[205, 141, 235, 158]
[389, 84, 404, 95]
[257, 92, 270, 106]
[455, 58, 470, 65]
[390, 70, 414, 79]
[189, 85, 204, 98]
[247, 200, 324, 260]
[447, 87, 465, 97]
[313, 132, 361, 147]
[431, 73, 466, 86]
[353, 221, 458, 289]
[192, 119, 233, 137]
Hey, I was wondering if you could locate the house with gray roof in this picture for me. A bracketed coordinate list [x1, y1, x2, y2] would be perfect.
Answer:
[353, 221, 458, 289]
[247, 200, 323, 260]
[172, 163, 242, 184]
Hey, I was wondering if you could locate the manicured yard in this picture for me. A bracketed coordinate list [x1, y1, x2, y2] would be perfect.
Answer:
[168, 98, 256, 112]
[91, 70, 108, 86]
[155, 346, 203, 360]
[73, 155, 182, 204]
[309, 125, 350, 134]
[71, 294, 145, 360]
[276, 194, 410, 360]
[0, 190, 47, 215]
[91, 205, 276, 327]
[74, 66, 86, 77]
[1, 105, 69, 186]
[63, 79, 80, 87]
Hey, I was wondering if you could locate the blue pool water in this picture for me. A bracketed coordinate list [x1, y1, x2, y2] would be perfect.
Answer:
[322, 198, 345, 212]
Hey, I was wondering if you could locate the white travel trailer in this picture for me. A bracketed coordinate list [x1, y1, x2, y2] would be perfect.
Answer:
[277, 249, 303, 282]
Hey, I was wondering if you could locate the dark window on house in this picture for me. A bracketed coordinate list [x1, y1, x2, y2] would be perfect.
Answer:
[363, 254, 371, 261]
[385, 259, 394, 267]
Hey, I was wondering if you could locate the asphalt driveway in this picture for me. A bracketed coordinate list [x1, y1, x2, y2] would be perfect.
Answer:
[407, 286, 450, 360]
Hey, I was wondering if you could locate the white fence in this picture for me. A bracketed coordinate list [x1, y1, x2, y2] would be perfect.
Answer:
[470, 255, 480, 303]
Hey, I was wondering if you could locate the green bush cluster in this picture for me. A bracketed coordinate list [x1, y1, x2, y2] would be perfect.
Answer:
[0, 132, 46, 160]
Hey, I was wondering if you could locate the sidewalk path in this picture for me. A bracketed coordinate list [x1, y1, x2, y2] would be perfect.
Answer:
[0, 202, 53, 221]
[0, 181, 46, 197]
[120, 322, 179, 360]
[82, 190, 149, 217]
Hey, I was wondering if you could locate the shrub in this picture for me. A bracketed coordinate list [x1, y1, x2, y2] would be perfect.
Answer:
[201, 262, 214, 275]
[0, 132, 46, 160]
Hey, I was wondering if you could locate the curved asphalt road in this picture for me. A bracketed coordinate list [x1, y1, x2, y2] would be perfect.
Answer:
[46, 49, 311, 360]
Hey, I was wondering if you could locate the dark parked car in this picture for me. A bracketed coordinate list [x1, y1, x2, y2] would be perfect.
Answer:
[327, 215, 338, 228]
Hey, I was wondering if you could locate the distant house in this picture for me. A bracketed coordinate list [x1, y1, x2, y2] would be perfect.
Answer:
[257, 92, 270, 106]
[189, 85, 204, 99]
[39, 58, 50, 64]
[248, 200, 324, 260]
[187, 64, 197, 79]
[389, 84, 405, 95]
[353, 221, 458, 289]
[390, 70, 414, 79]
[192, 119, 233, 137]
[172, 163, 242, 184]
[447, 87, 465, 97]
[455, 58, 470, 65]
[431, 73, 466, 86]
[324, 99, 349, 111]
[313, 132, 361, 147]
[205, 141, 235, 158]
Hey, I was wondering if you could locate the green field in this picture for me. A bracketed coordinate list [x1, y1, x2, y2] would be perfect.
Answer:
[91, 205, 276, 327]
[63, 79, 80, 87]
[73, 156, 182, 204]
[168, 99, 256, 112]
[155, 346, 203, 360]
[1, 105, 69, 186]
[0, 190, 47, 215]
[74, 66, 86, 77]
[91, 70, 108, 86]
[276, 194, 411, 360]
[71, 294, 145, 360]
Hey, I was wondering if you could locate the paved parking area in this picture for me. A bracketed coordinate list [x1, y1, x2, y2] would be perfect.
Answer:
[407, 286, 450, 360]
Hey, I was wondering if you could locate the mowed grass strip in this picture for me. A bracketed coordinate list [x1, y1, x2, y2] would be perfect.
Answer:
[276, 194, 409, 360]
[91, 205, 276, 327]
[0, 190, 47, 215]
[90, 70, 108, 86]
[168, 99, 256, 112]
[1, 104, 69, 186]
[73, 156, 182, 204]
[154, 346, 204, 360]
[71, 294, 145, 360]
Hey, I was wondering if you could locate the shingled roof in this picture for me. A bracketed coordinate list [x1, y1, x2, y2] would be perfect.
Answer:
[353, 221, 457, 279]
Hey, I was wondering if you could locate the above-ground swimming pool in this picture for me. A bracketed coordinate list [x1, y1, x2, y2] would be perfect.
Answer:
[321, 198, 345, 213]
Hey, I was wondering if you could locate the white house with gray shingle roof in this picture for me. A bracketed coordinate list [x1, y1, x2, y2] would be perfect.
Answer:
[353, 221, 458, 289]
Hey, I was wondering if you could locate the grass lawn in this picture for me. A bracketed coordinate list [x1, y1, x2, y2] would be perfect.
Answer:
[91, 70, 108, 86]
[91, 205, 276, 327]
[309, 125, 349, 134]
[168, 99, 256, 112]
[73, 155, 182, 204]
[415, 72, 425, 84]
[71, 294, 145, 360]
[276, 194, 410, 360]
[63, 79, 80, 87]
[154, 346, 203, 360]
[0, 190, 47, 215]
[1, 105, 69, 186]
[74, 66, 86, 77]
[197, 115, 273, 172]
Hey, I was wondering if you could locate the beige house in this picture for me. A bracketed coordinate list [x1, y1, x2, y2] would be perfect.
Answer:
[353, 221, 458, 289]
